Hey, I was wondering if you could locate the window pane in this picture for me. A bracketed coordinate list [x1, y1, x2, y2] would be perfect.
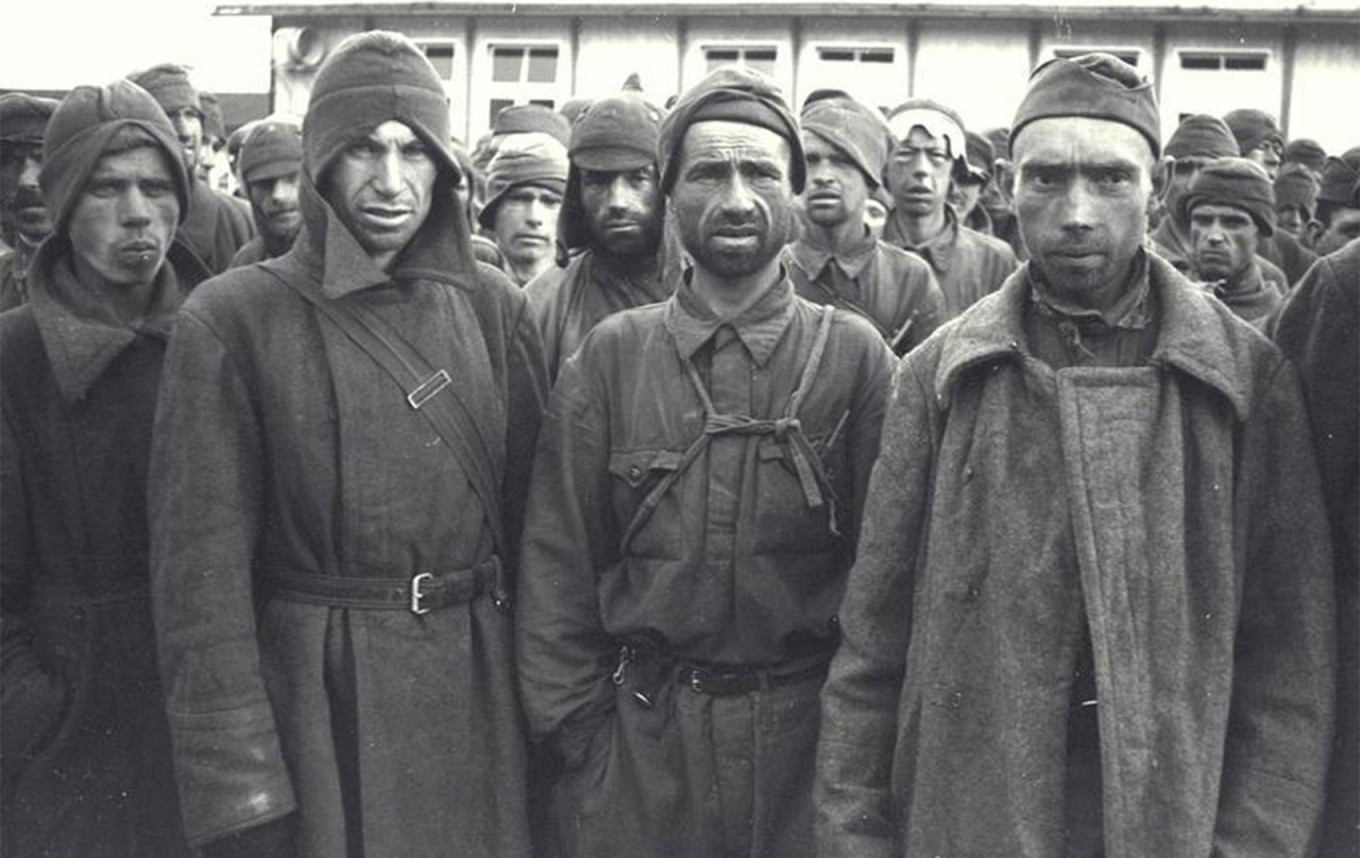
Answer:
[706, 48, 738, 72]
[527, 48, 559, 83]
[529, 98, 556, 109]
[492, 47, 523, 82]
[422, 44, 455, 80]
[746, 50, 776, 77]
[861, 48, 894, 63]
[819, 48, 855, 62]
[1180, 53, 1221, 70]
[1224, 54, 1266, 70]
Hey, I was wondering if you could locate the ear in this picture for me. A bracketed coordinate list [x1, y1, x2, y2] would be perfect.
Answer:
[1305, 218, 1324, 248]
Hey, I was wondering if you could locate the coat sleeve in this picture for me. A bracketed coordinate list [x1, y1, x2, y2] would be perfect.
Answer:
[501, 290, 550, 576]
[515, 343, 617, 767]
[842, 333, 896, 545]
[0, 401, 68, 786]
[1212, 356, 1337, 858]
[816, 353, 938, 858]
[149, 311, 297, 848]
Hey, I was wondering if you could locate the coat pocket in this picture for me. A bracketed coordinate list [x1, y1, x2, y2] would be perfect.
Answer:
[608, 449, 685, 558]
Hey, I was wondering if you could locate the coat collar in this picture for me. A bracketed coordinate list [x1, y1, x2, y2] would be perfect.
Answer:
[665, 266, 796, 368]
[26, 236, 190, 402]
[935, 250, 1256, 420]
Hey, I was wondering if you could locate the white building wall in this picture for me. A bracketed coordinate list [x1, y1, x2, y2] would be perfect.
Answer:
[1036, 19, 1157, 75]
[796, 17, 912, 112]
[1158, 22, 1285, 137]
[576, 17, 680, 103]
[684, 17, 796, 97]
[1288, 23, 1360, 154]
[913, 19, 1033, 133]
[468, 16, 575, 141]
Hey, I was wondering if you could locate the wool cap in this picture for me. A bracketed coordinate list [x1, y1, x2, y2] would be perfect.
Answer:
[1222, 108, 1283, 156]
[658, 65, 804, 194]
[570, 92, 665, 172]
[1012, 53, 1160, 158]
[1179, 157, 1276, 236]
[1316, 146, 1360, 207]
[1282, 137, 1327, 173]
[885, 98, 970, 182]
[0, 93, 59, 143]
[304, 30, 459, 186]
[199, 91, 225, 143]
[1164, 114, 1239, 160]
[477, 132, 569, 229]
[801, 88, 891, 189]
[40, 79, 190, 235]
[962, 130, 995, 183]
[127, 64, 201, 116]
[493, 103, 571, 147]
[559, 97, 594, 127]
[983, 126, 1011, 161]
[239, 119, 303, 184]
[1273, 163, 1319, 213]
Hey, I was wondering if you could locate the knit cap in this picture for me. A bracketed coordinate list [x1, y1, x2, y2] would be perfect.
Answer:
[801, 89, 892, 189]
[493, 103, 571, 147]
[1012, 53, 1160, 158]
[1222, 108, 1283, 156]
[304, 30, 459, 186]
[477, 132, 569, 229]
[0, 93, 59, 143]
[239, 119, 303, 184]
[39, 79, 190, 234]
[982, 126, 1010, 161]
[658, 65, 804, 194]
[127, 64, 201, 116]
[1164, 114, 1239, 160]
[1179, 157, 1276, 236]
[1282, 138, 1327, 173]
[1273, 163, 1320, 214]
[1316, 147, 1360, 207]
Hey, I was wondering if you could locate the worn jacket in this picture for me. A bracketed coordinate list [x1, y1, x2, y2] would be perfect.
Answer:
[1, 237, 205, 857]
[881, 206, 1017, 319]
[817, 253, 1335, 858]
[1259, 229, 1318, 286]
[782, 228, 947, 355]
[150, 178, 548, 856]
[1202, 259, 1282, 328]
[178, 179, 255, 275]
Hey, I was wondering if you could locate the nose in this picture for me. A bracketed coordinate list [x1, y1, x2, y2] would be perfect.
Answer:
[120, 186, 153, 227]
[18, 153, 41, 189]
[372, 148, 403, 196]
[717, 170, 758, 218]
[606, 175, 635, 214]
[1057, 177, 1097, 232]
[1204, 221, 1227, 245]
[271, 175, 299, 206]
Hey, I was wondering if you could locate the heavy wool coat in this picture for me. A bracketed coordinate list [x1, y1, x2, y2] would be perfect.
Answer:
[149, 181, 548, 857]
[817, 254, 1336, 858]
[1, 238, 205, 857]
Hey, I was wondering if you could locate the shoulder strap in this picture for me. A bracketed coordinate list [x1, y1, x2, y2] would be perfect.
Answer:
[259, 265, 508, 562]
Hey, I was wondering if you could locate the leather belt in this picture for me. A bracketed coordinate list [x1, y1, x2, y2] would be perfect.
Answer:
[681, 657, 831, 695]
[613, 642, 835, 702]
[261, 557, 501, 615]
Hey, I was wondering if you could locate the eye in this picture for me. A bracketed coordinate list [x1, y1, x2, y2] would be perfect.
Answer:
[348, 139, 381, 159]
[87, 179, 119, 198]
[1094, 168, 1132, 187]
[402, 141, 429, 159]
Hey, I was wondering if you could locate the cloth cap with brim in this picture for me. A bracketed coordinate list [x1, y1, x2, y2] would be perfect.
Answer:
[492, 103, 571, 148]
[304, 30, 460, 188]
[478, 132, 569, 229]
[127, 64, 201, 116]
[1165, 114, 1239, 160]
[1012, 53, 1160, 159]
[1179, 157, 1276, 237]
[1317, 147, 1360, 207]
[240, 119, 303, 184]
[658, 65, 804, 194]
[0, 93, 59, 143]
[39, 79, 190, 235]
[801, 88, 891, 189]
[1273, 164, 1319, 213]
[1283, 137, 1327, 173]
[570, 92, 664, 172]
[885, 99, 971, 183]
[1222, 108, 1283, 157]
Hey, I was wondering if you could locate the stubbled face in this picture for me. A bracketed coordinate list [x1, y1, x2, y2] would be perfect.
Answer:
[1275, 203, 1308, 239]
[886, 125, 953, 217]
[246, 171, 302, 250]
[581, 164, 662, 257]
[1245, 141, 1282, 181]
[669, 120, 796, 281]
[1163, 156, 1211, 227]
[1190, 202, 1259, 281]
[165, 106, 204, 173]
[0, 139, 51, 243]
[493, 183, 563, 267]
[802, 131, 870, 230]
[325, 120, 437, 264]
[1012, 117, 1157, 303]
[863, 196, 889, 240]
[68, 145, 180, 288]
[1311, 206, 1360, 256]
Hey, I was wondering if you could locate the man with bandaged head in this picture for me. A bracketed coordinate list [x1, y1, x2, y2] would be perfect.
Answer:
[517, 66, 894, 858]
[0, 94, 58, 310]
[2, 78, 209, 858]
[818, 53, 1334, 858]
[524, 90, 679, 380]
[150, 31, 547, 858]
[781, 89, 945, 355]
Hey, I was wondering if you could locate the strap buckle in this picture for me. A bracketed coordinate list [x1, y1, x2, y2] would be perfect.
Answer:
[407, 369, 452, 410]
[410, 572, 435, 614]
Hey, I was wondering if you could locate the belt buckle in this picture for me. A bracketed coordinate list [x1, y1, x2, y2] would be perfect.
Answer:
[689, 670, 704, 694]
[410, 572, 434, 615]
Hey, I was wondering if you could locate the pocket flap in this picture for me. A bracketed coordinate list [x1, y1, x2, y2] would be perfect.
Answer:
[608, 449, 683, 487]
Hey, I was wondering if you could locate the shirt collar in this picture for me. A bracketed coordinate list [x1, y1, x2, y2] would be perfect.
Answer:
[790, 224, 879, 281]
[885, 204, 960, 273]
[1028, 249, 1152, 331]
[664, 265, 796, 368]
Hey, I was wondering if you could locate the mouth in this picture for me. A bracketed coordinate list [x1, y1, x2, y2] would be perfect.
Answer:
[1050, 248, 1105, 266]
[117, 239, 161, 264]
[358, 205, 413, 228]
[600, 220, 642, 235]
[513, 233, 550, 245]
[266, 208, 301, 225]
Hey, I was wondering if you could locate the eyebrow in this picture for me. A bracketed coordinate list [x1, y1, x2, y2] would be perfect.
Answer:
[1020, 157, 1142, 172]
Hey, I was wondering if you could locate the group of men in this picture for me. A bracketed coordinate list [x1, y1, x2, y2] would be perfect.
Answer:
[0, 29, 1355, 858]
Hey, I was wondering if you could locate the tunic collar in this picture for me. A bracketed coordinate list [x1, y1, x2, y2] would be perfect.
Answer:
[884, 205, 961, 273]
[789, 223, 878, 282]
[665, 266, 796, 368]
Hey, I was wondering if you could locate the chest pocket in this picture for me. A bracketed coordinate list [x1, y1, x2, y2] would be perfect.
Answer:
[752, 419, 851, 554]
[608, 448, 685, 558]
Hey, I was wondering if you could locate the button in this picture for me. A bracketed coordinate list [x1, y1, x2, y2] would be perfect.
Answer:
[965, 584, 981, 602]
[628, 465, 642, 480]
[948, 691, 964, 709]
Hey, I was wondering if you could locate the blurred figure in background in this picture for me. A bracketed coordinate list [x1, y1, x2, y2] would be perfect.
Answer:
[0, 93, 57, 310]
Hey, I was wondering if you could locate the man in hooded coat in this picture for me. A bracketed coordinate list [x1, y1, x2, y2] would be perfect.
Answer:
[149, 31, 547, 858]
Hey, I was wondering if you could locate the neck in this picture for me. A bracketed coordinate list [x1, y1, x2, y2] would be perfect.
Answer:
[690, 255, 782, 320]
[892, 205, 948, 245]
[805, 211, 867, 252]
[1040, 255, 1140, 316]
[72, 255, 159, 325]
[508, 253, 552, 285]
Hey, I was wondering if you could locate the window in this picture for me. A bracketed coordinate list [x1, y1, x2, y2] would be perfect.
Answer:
[486, 42, 566, 129]
[704, 46, 777, 77]
[1179, 51, 1268, 71]
[417, 41, 456, 81]
[817, 46, 894, 64]
[805, 43, 905, 113]
[1053, 47, 1141, 68]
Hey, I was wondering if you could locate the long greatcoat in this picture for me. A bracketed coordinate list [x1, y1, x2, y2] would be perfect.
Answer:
[1, 238, 205, 857]
[817, 254, 1336, 858]
[149, 179, 548, 856]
